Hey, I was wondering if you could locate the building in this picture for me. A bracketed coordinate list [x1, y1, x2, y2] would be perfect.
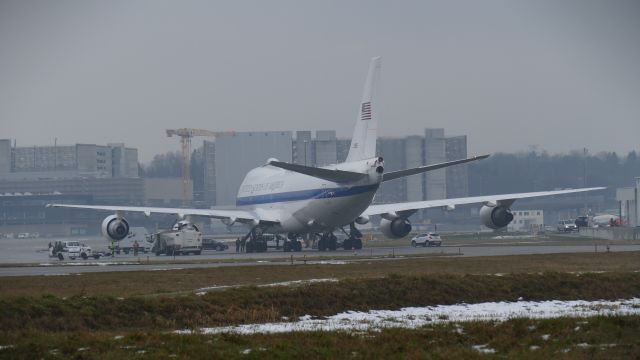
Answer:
[445, 135, 469, 198]
[617, 177, 640, 227]
[292, 131, 338, 167]
[214, 131, 293, 205]
[507, 210, 544, 232]
[293, 131, 313, 166]
[405, 135, 424, 202]
[144, 178, 191, 207]
[313, 131, 338, 166]
[202, 140, 216, 206]
[375, 138, 407, 203]
[424, 129, 447, 201]
[0, 140, 139, 180]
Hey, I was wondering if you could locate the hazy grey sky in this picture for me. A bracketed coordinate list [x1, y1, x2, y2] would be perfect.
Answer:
[1, 0, 639, 162]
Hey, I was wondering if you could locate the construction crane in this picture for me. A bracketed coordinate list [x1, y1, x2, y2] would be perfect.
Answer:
[166, 128, 235, 206]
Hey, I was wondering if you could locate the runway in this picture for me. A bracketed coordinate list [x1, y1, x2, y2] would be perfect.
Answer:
[1, 239, 639, 277]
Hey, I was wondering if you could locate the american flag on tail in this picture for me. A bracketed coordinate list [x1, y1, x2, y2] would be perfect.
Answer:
[361, 102, 371, 121]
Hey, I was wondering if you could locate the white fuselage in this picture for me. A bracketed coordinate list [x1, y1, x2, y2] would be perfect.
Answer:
[236, 158, 383, 233]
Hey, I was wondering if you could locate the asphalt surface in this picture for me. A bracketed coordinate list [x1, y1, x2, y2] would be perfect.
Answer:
[1, 236, 639, 276]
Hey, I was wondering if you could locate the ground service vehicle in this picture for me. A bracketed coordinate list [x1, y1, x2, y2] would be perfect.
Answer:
[49, 241, 99, 260]
[116, 227, 150, 254]
[150, 221, 202, 256]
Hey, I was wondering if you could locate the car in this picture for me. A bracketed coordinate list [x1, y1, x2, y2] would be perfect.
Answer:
[557, 220, 578, 232]
[411, 233, 442, 247]
[202, 238, 229, 251]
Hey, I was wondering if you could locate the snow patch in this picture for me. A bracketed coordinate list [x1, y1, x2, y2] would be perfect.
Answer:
[259, 278, 338, 287]
[195, 278, 338, 294]
[472, 344, 496, 354]
[313, 261, 347, 265]
[177, 298, 640, 335]
[150, 268, 184, 271]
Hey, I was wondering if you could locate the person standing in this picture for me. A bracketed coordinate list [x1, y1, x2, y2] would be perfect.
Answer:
[133, 240, 139, 256]
[235, 238, 240, 253]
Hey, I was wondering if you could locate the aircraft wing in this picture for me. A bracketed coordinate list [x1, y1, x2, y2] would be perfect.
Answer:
[46, 204, 280, 224]
[362, 187, 606, 217]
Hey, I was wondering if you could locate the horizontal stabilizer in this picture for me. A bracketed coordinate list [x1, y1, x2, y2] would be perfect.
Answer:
[268, 161, 368, 183]
[382, 154, 490, 182]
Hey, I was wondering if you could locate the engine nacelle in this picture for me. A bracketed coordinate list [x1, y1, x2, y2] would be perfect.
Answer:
[101, 215, 130, 241]
[380, 218, 412, 239]
[355, 215, 370, 225]
[479, 205, 514, 229]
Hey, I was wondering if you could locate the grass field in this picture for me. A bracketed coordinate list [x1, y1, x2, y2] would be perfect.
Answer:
[1, 251, 640, 358]
[1, 316, 639, 359]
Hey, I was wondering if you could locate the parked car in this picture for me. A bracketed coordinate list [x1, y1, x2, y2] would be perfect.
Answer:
[411, 233, 442, 247]
[557, 220, 578, 232]
[202, 238, 229, 251]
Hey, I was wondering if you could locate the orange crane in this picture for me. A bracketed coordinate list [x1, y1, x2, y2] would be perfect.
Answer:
[166, 128, 235, 206]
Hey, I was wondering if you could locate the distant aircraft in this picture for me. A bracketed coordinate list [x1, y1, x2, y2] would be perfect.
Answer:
[48, 57, 604, 252]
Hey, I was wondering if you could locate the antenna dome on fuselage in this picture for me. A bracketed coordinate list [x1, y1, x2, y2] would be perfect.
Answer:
[266, 158, 279, 164]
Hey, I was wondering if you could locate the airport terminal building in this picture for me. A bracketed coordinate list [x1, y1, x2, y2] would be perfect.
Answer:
[0, 141, 146, 236]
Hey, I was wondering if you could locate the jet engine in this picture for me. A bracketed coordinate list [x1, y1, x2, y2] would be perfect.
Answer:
[101, 215, 130, 241]
[380, 218, 412, 239]
[479, 205, 514, 229]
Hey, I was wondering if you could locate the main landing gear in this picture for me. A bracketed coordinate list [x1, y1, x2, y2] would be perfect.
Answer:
[317, 232, 337, 251]
[243, 227, 268, 253]
[283, 233, 303, 252]
[341, 223, 363, 250]
[315, 223, 363, 251]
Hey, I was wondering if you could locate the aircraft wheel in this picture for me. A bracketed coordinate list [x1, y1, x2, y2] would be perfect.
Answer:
[354, 238, 362, 250]
[328, 234, 337, 251]
[318, 238, 327, 251]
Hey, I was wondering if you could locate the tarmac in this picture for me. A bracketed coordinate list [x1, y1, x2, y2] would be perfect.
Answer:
[1, 236, 639, 277]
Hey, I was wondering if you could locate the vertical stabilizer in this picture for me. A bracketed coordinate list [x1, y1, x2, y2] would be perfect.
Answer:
[345, 56, 381, 162]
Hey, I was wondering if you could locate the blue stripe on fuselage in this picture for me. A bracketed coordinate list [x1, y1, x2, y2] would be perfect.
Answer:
[236, 183, 379, 206]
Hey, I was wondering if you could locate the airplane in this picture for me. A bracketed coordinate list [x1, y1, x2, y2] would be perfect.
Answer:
[47, 57, 604, 252]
